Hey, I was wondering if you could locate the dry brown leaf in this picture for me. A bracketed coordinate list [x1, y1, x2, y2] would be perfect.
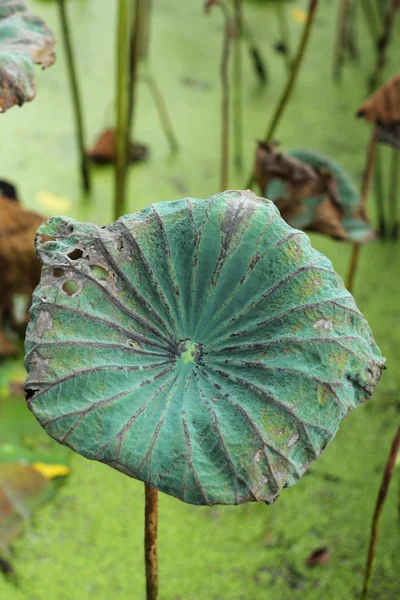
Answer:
[255, 142, 317, 195]
[357, 74, 400, 125]
[0, 0, 56, 113]
[87, 128, 149, 165]
[308, 197, 348, 240]
[254, 143, 374, 242]
[255, 143, 345, 237]
[0, 195, 44, 354]
[305, 547, 331, 567]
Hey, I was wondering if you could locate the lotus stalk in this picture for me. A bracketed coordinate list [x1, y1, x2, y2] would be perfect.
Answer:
[360, 0, 381, 46]
[360, 424, 400, 600]
[389, 148, 400, 238]
[205, 1, 234, 191]
[145, 485, 158, 600]
[57, 0, 91, 193]
[140, 71, 179, 154]
[275, 2, 292, 70]
[346, 127, 378, 293]
[333, 0, 351, 83]
[115, 0, 132, 220]
[367, 0, 400, 237]
[369, 0, 399, 91]
[242, 19, 267, 84]
[245, 0, 319, 190]
[233, 0, 243, 170]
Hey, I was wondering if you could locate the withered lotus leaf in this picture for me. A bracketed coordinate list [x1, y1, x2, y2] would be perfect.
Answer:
[356, 74, 400, 125]
[357, 74, 400, 150]
[256, 144, 375, 242]
[87, 129, 149, 165]
[0, 0, 55, 113]
[0, 195, 44, 355]
[24, 191, 384, 506]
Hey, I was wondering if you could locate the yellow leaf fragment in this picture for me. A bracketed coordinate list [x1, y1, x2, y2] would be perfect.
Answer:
[32, 462, 70, 479]
[35, 191, 71, 213]
[292, 8, 307, 25]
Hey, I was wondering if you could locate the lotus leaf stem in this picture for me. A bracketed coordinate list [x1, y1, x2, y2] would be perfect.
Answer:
[275, 2, 292, 70]
[360, 424, 400, 600]
[141, 71, 179, 153]
[145, 484, 159, 600]
[369, 0, 399, 91]
[233, 0, 243, 170]
[244, 0, 319, 190]
[333, 0, 351, 83]
[242, 20, 267, 84]
[389, 147, 400, 239]
[115, 0, 132, 220]
[205, 0, 234, 191]
[347, 127, 378, 293]
[373, 148, 386, 237]
[57, 0, 91, 193]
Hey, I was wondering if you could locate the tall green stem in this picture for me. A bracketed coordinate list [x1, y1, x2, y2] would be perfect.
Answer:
[263, 0, 318, 142]
[127, 0, 144, 147]
[275, 2, 292, 70]
[360, 424, 400, 600]
[145, 484, 159, 600]
[233, 0, 243, 170]
[347, 127, 378, 293]
[374, 148, 386, 236]
[219, 5, 233, 191]
[141, 72, 179, 153]
[360, 0, 381, 45]
[242, 19, 267, 84]
[244, 0, 319, 189]
[367, 0, 399, 236]
[136, 0, 179, 154]
[369, 0, 399, 90]
[389, 148, 400, 239]
[140, 0, 152, 61]
[333, 0, 350, 83]
[114, 0, 132, 220]
[206, 1, 234, 191]
[57, 0, 91, 193]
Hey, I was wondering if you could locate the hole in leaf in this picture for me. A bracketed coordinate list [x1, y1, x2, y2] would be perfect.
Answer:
[38, 234, 56, 243]
[25, 387, 39, 400]
[116, 238, 124, 251]
[62, 280, 79, 296]
[53, 268, 64, 278]
[90, 265, 109, 279]
[67, 249, 83, 260]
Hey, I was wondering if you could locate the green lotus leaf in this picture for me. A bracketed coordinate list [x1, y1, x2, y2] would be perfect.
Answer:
[266, 149, 375, 243]
[24, 191, 384, 506]
[0, 0, 55, 113]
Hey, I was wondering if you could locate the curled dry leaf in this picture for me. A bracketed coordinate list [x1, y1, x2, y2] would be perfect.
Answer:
[357, 74, 400, 150]
[357, 74, 400, 125]
[0, 0, 55, 113]
[87, 128, 149, 165]
[255, 143, 375, 242]
[25, 191, 384, 506]
[0, 194, 44, 355]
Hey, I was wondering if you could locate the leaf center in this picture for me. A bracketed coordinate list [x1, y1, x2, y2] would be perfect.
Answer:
[178, 340, 203, 365]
